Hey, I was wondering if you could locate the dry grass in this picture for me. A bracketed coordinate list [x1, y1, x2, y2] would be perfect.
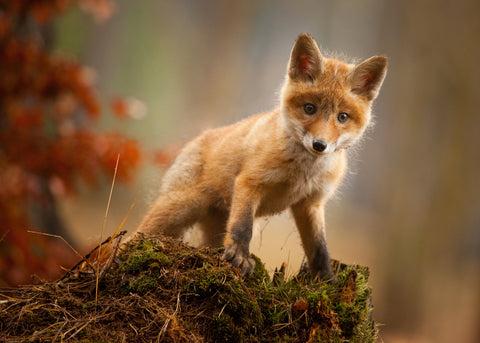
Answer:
[0, 234, 378, 342]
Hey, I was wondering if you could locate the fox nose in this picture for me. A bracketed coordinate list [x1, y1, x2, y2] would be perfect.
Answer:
[312, 140, 327, 152]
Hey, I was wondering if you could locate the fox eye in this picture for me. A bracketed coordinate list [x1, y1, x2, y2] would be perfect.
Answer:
[303, 103, 316, 115]
[337, 112, 349, 123]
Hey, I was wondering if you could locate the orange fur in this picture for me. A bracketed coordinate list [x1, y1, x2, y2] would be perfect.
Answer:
[134, 34, 387, 278]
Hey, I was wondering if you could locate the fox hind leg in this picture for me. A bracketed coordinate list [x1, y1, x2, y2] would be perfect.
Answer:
[135, 189, 208, 239]
[197, 207, 229, 248]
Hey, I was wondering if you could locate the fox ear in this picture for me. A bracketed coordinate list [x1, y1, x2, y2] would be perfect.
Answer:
[349, 56, 387, 100]
[288, 34, 324, 82]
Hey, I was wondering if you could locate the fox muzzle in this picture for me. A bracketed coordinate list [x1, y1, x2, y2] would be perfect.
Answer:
[312, 139, 328, 152]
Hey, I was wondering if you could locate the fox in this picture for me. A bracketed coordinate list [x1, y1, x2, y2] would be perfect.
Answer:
[133, 33, 387, 279]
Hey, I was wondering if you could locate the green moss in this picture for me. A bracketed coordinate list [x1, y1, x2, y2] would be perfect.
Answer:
[123, 274, 158, 294]
[212, 314, 247, 343]
[247, 254, 271, 287]
[190, 266, 230, 293]
[117, 241, 170, 295]
[182, 260, 266, 341]
[81, 301, 96, 310]
[121, 240, 170, 274]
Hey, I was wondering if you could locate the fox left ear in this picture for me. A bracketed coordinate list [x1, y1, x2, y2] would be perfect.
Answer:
[349, 56, 387, 100]
[288, 34, 325, 82]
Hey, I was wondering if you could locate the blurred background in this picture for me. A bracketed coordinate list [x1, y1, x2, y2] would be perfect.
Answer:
[1, 0, 479, 342]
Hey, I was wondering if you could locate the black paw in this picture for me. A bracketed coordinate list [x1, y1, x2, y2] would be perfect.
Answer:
[222, 242, 255, 275]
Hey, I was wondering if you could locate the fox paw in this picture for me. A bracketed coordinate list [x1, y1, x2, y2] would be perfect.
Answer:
[310, 264, 336, 282]
[222, 242, 256, 276]
[308, 257, 337, 282]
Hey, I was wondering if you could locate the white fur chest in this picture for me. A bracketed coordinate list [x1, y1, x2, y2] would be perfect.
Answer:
[255, 147, 342, 217]
[288, 151, 339, 200]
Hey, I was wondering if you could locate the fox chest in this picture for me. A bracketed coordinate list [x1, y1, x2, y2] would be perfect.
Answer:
[254, 157, 339, 217]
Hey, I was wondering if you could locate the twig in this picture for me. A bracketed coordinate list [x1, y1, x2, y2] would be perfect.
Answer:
[99, 191, 139, 260]
[88, 231, 126, 294]
[27, 231, 83, 261]
[52, 320, 67, 342]
[280, 230, 295, 251]
[59, 231, 126, 282]
[96, 153, 120, 307]
[68, 319, 93, 340]
[269, 311, 307, 334]
[60, 313, 110, 340]
[218, 303, 228, 318]
[157, 293, 181, 342]
[257, 218, 269, 250]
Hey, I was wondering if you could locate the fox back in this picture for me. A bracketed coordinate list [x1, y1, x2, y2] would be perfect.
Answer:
[134, 34, 387, 278]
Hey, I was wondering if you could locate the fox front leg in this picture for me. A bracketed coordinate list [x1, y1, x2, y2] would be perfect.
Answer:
[222, 178, 259, 275]
[222, 215, 256, 275]
[291, 197, 334, 280]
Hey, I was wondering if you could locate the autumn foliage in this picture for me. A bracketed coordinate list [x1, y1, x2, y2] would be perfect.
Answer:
[0, 0, 142, 286]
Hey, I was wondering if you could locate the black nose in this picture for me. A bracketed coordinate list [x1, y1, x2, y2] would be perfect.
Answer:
[312, 140, 327, 152]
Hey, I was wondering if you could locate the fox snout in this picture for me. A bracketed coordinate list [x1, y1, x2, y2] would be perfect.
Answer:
[302, 135, 334, 155]
[312, 139, 328, 153]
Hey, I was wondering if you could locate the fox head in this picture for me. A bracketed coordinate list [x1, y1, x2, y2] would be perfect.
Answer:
[280, 34, 387, 156]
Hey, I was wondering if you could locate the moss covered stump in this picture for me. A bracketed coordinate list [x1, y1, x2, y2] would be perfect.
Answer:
[0, 236, 378, 342]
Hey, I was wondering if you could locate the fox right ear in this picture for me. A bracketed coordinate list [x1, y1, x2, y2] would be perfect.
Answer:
[349, 56, 387, 100]
[288, 34, 324, 82]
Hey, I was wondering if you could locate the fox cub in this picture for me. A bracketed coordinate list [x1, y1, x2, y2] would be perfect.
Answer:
[135, 34, 387, 278]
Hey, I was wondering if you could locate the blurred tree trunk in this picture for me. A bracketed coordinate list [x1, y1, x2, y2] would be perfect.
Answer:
[35, 23, 76, 244]
[375, 0, 480, 339]
[0, 8, 74, 244]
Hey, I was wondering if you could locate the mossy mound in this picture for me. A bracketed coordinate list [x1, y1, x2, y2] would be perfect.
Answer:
[0, 235, 378, 342]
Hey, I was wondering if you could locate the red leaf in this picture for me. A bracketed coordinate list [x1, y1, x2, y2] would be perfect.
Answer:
[153, 146, 179, 168]
[292, 297, 309, 311]
[110, 97, 129, 119]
